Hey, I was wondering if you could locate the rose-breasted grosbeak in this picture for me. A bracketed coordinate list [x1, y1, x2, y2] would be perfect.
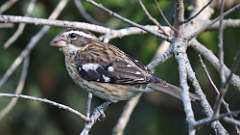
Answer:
[50, 28, 198, 102]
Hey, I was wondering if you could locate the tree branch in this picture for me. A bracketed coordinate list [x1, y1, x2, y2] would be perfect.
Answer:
[3, 0, 37, 48]
[112, 95, 141, 135]
[84, 0, 169, 40]
[0, 57, 29, 121]
[0, 93, 89, 121]
[191, 39, 240, 90]
[80, 101, 111, 135]
[0, 0, 69, 89]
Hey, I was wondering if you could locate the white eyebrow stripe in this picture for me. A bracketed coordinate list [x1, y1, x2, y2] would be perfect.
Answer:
[65, 30, 97, 39]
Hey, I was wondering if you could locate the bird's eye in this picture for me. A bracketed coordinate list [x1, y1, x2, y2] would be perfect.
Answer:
[69, 33, 77, 39]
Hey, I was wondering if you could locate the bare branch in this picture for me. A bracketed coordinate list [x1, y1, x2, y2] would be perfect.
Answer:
[224, 117, 240, 127]
[210, 19, 240, 29]
[0, 57, 29, 121]
[200, 54, 240, 133]
[147, 44, 172, 69]
[0, 0, 18, 14]
[112, 95, 141, 135]
[213, 50, 240, 121]
[74, 0, 103, 25]
[137, 0, 168, 36]
[3, 0, 37, 48]
[199, 55, 219, 94]
[0, 93, 89, 121]
[189, 3, 240, 40]
[174, 0, 185, 25]
[84, 0, 169, 40]
[153, 0, 176, 31]
[99, 25, 171, 43]
[0, 0, 69, 89]
[0, 15, 112, 33]
[0, 23, 14, 28]
[194, 111, 240, 128]
[183, 0, 213, 23]
[85, 93, 93, 118]
[191, 39, 240, 90]
[213, 0, 226, 116]
[80, 101, 111, 135]
[186, 57, 228, 134]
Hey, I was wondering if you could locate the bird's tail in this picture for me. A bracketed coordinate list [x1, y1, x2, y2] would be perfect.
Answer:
[147, 81, 199, 101]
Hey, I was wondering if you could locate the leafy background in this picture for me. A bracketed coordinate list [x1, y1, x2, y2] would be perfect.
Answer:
[0, 0, 239, 135]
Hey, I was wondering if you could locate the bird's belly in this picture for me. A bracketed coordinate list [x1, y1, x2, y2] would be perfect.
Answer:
[80, 81, 141, 102]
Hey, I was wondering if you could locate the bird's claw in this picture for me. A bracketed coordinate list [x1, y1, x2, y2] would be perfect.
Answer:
[96, 107, 106, 121]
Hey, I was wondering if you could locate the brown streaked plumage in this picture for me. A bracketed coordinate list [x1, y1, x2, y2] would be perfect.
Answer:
[50, 28, 198, 102]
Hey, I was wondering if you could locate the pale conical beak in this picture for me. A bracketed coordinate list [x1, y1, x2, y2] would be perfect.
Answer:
[50, 35, 67, 48]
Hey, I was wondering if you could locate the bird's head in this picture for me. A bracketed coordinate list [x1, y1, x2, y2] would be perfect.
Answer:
[50, 28, 97, 52]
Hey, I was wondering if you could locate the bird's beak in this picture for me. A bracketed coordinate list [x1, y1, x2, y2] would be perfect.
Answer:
[50, 35, 67, 48]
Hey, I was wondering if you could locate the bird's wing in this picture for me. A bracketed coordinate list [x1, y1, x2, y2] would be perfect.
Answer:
[73, 42, 160, 84]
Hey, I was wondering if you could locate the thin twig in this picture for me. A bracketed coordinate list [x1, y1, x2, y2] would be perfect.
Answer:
[199, 55, 238, 131]
[147, 45, 172, 69]
[0, 57, 29, 121]
[81, 92, 94, 135]
[153, 0, 176, 32]
[0, 15, 112, 33]
[199, 55, 219, 94]
[84, 0, 169, 40]
[0, 0, 18, 14]
[0, 93, 89, 121]
[182, 0, 213, 23]
[224, 117, 240, 127]
[112, 95, 141, 135]
[0, 23, 14, 28]
[0, 0, 69, 89]
[174, 0, 184, 26]
[213, 0, 225, 116]
[194, 110, 240, 128]
[80, 101, 111, 135]
[138, 0, 161, 27]
[0, 15, 172, 40]
[137, 0, 168, 36]
[188, 3, 240, 40]
[190, 39, 240, 90]
[3, 0, 37, 48]
[99, 25, 171, 43]
[173, 39, 196, 135]
[213, 49, 240, 119]
[186, 57, 228, 135]
[74, 0, 103, 25]
[85, 93, 93, 118]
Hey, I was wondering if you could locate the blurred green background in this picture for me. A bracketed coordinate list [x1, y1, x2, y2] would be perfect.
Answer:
[0, 0, 240, 135]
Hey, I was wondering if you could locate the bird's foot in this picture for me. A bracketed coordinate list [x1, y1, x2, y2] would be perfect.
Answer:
[96, 101, 111, 121]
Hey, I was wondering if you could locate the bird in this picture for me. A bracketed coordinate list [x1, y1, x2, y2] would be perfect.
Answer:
[50, 28, 198, 103]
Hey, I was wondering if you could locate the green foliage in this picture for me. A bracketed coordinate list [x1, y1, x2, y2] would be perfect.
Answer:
[0, 0, 239, 135]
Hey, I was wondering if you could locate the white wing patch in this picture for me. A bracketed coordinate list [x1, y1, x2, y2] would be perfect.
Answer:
[107, 66, 114, 72]
[127, 64, 132, 67]
[102, 75, 111, 82]
[135, 71, 141, 75]
[82, 63, 100, 71]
